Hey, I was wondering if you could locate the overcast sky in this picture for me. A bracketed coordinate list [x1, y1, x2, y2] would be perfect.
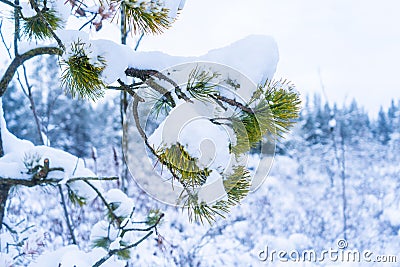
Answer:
[1, 0, 399, 115]
[139, 0, 400, 115]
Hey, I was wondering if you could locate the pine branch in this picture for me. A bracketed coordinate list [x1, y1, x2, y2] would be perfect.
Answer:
[0, 46, 63, 97]
[125, 67, 193, 105]
[61, 40, 106, 101]
[28, 0, 64, 49]
[0, 176, 118, 187]
[212, 94, 253, 114]
[119, 0, 171, 35]
[121, 213, 164, 234]
[92, 231, 154, 267]
[0, 184, 11, 230]
[14, 0, 20, 56]
[83, 180, 122, 225]
[130, 94, 195, 196]
[0, 0, 21, 9]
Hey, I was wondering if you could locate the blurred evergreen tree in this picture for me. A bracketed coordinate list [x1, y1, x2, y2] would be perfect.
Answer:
[375, 107, 391, 145]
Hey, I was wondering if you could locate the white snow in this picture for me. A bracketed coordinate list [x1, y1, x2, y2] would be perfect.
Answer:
[19, 2, 36, 18]
[29, 245, 125, 267]
[105, 189, 135, 217]
[148, 100, 232, 170]
[58, 31, 278, 88]
[0, 253, 13, 267]
[51, 0, 72, 23]
[90, 220, 119, 243]
[109, 237, 122, 250]
[383, 207, 400, 226]
[0, 98, 99, 200]
[329, 118, 337, 128]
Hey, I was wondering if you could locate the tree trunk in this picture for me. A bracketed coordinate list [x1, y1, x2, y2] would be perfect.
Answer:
[0, 184, 11, 230]
[0, 116, 6, 229]
[0, 123, 3, 158]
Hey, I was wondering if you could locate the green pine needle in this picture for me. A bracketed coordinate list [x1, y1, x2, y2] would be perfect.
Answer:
[186, 67, 219, 101]
[120, 0, 171, 34]
[92, 237, 111, 249]
[21, 9, 62, 40]
[92, 237, 131, 259]
[230, 104, 273, 155]
[230, 79, 301, 154]
[152, 94, 173, 118]
[61, 40, 106, 101]
[67, 186, 87, 206]
[146, 209, 163, 226]
[263, 79, 302, 137]
[183, 193, 229, 224]
[223, 166, 251, 205]
[157, 143, 210, 188]
[115, 241, 131, 260]
[180, 167, 251, 225]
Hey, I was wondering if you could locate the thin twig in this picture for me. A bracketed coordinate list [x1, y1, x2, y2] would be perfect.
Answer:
[92, 231, 154, 267]
[0, 46, 63, 97]
[22, 64, 45, 144]
[0, 0, 21, 8]
[212, 94, 253, 114]
[83, 180, 122, 225]
[121, 213, 164, 233]
[0, 176, 118, 187]
[78, 13, 97, 31]
[14, 0, 20, 56]
[58, 184, 77, 245]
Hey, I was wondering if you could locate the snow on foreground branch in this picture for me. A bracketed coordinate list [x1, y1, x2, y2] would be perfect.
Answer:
[0, 1, 302, 265]
[0, 99, 163, 266]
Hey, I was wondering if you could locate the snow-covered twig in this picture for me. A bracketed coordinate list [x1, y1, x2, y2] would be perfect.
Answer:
[92, 230, 154, 267]
[121, 213, 164, 234]
[83, 180, 122, 225]
[0, 176, 118, 187]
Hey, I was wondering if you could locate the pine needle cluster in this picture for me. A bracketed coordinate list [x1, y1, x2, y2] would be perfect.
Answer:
[263, 79, 302, 137]
[186, 67, 219, 101]
[181, 166, 251, 224]
[148, 68, 301, 224]
[21, 8, 62, 40]
[61, 40, 106, 101]
[118, 0, 171, 34]
[156, 143, 210, 187]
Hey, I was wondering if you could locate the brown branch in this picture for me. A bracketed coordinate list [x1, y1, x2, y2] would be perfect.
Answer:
[14, 0, 20, 56]
[0, 184, 11, 230]
[125, 67, 194, 107]
[145, 78, 176, 107]
[0, 46, 63, 97]
[0, 125, 3, 158]
[116, 79, 144, 101]
[212, 94, 253, 114]
[0, 176, 118, 187]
